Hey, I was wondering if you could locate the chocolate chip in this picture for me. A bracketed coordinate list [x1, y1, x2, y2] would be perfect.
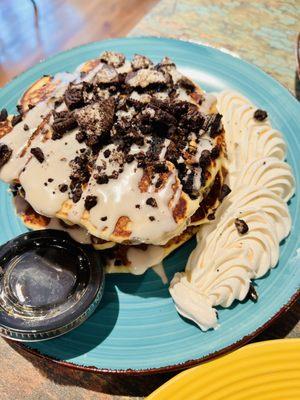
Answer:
[234, 218, 249, 234]
[146, 197, 158, 207]
[30, 147, 45, 163]
[52, 110, 77, 138]
[135, 204, 140, 209]
[0, 108, 8, 122]
[149, 216, 155, 221]
[58, 183, 68, 192]
[11, 114, 22, 126]
[219, 184, 231, 202]
[48, 178, 54, 183]
[0, 144, 12, 168]
[85, 195, 98, 211]
[247, 283, 258, 302]
[96, 174, 109, 184]
[254, 109, 268, 121]
[23, 124, 29, 131]
[103, 149, 111, 158]
[101, 216, 107, 221]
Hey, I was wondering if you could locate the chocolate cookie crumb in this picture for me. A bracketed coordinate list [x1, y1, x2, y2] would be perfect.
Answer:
[30, 147, 45, 163]
[149, 216, 155, 221]
[23, 124, 29, 131]
[96, 174, 109, 184]
[0, 144, 12, 168]
[247, 283, 258, 302]
[52, 110, 78, 138]
[103, 149, 111, 158]
[11, 114, 22, 126]
[234, 218, 249, 234]
[146, 197, 158, 207]
[125, 154, 134, 163]
[48, 178, 54, 183]
[101, 216, 107, 221]
[207, 213, 215, 220]
[0, 108, 8, 122]
[85, 195, 98, 210]
[114, 258, 123, 266]
[219, 184, 231, 202]
[76, 131, 86, 143]
[64, 83, 84, 110]
[58, 184, 68, 192]
[254, 109, 268, 121]
[135, 204, 140, 209]
[28, 104, 35, 110]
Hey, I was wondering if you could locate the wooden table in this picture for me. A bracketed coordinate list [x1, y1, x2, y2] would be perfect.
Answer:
[0, 1, 299, 399]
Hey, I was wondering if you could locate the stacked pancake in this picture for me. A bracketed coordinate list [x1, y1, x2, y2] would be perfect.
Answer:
[0, 52, 227, 274]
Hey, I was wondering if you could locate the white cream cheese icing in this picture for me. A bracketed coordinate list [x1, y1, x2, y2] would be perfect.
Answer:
[169, 90, 295, 331]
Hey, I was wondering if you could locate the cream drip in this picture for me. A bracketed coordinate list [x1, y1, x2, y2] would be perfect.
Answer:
[169, 90, 295, 331]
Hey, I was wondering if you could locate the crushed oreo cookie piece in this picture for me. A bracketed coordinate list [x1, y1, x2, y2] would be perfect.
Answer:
[101, 216, 107, 221]
[93, 64, 119, 86]
[146, 197, 158, 207]
[96, 174, 109, 184]
[202, 113, 223, 138]
[0, 108, 8, 122]
[103, 149, 111, 158]
[149, 216, 155, 221]
[211, 145, 220, 160]
[234, 218, 249, 235]
[23, 123, 29, 131]
[246, 283, 258, 302]
[30, 147, 45, 163]
[71, 185, 83, 203]
[52, 110, 77, 139]
[125, 69, 167, 89]
[219, 184, 231, 202]
[85, 195, 98, 210]
[100, 51, 125, 68]
[74, 98, 115, 139]
[0, 144, 12, 168]
[76, 131, 86, 143]
[11, 114, 22, 126]
[199, 150, 211, 169]
[131, 54, 153, 70]
[58, 183, 68, 193]
[64, 83, 84, 110]
[254, 109, 268, 121]
[125, 154, 134, 163]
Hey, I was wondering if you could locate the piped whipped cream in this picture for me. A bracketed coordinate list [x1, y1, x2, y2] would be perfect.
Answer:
[169, 90, 295, 331]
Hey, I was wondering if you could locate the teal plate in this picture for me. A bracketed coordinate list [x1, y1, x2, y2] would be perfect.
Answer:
[0, 37, 299, 373]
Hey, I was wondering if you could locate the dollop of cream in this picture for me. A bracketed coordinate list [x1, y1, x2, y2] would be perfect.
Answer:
[169, 90, 295, 331]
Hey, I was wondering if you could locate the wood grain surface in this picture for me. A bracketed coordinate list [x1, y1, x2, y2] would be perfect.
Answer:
[0, 0, 159, 87]
[0, 1, 299, 399]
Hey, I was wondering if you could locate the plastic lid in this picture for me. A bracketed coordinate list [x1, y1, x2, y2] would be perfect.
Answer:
[0, 230, 104, 342]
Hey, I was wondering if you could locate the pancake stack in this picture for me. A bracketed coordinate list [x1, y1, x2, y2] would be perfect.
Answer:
[0, 52, 227, 273]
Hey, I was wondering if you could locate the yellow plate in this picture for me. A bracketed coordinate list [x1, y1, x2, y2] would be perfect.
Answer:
[147, 339, 300, 400]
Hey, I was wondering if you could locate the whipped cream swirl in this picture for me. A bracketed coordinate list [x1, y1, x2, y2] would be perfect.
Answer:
[170, 90, 295, 330]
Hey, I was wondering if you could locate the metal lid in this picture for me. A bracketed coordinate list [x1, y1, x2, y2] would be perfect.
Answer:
[0, 230, 104, 342]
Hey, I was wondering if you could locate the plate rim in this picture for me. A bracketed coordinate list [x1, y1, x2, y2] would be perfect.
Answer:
[2, 36, 299, 375]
